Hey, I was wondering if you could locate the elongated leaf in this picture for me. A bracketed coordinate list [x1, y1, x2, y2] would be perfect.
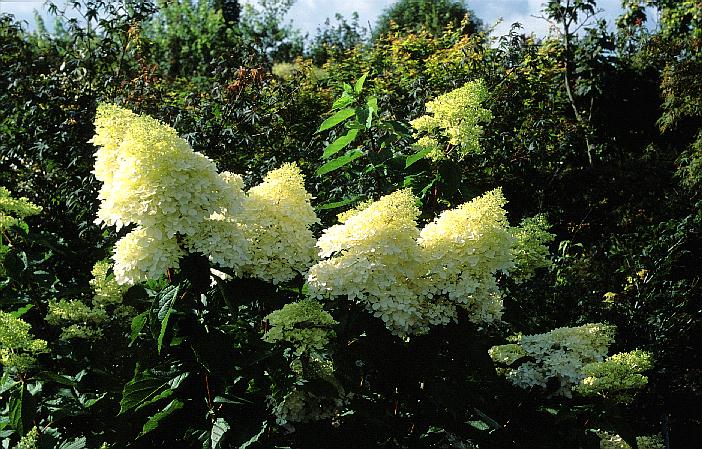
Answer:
[405, 146, 434, 168]
[119, 377, 169, 415]
[8, 383, 26, 434]
[211, 417, 230, 449]
[154, 285, 179, 354]
[316, 108, 355, 133]
[316, 196, 361, 211]
[130, 311, 148, 345]
[367, 96, 378, 114]
[140, 399, 184, 436]
[9, 304, 33, 318]
[354, 72, 368, 94]
[322, 128, 359, 159]
[316, 149, 364, 176]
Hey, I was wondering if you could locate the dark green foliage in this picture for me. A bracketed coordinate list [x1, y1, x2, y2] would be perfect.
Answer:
[1, 0, 701, 447]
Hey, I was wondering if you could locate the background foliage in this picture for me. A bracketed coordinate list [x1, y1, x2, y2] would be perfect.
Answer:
[0, 0, 700, 448]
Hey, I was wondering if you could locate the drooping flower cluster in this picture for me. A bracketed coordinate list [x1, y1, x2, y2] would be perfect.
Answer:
[0, 187, 42, 261]
[92, 105, 318, 285]
[270, 387, 348, 424]
[0, 186, 42, 233]
[596, 430, 664, 449]
[309, 188, 551, 336]
[0, 311, 48, 372]
[576, 349, 653, 402]
[410, 79, 492, 161]
[46, 260, 132, 340]
[510, 215, 555, 283]
[263, 300, 338, 357]
[489, 323, 616, 396]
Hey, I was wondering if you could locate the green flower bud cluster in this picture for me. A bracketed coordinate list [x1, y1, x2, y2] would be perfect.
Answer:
[595, 430, 664, 449]
[510, 215, 555, 283]
[576, 349, 653, 402]
[0, 311, 47, 372]
[45, 260, 130, 341]
[263, 300, 338, 357]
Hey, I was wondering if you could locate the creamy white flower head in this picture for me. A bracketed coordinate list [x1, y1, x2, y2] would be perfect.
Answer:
[239, 163, 319, 284]
[112, 226, 185, 285]
[491, 323, 617, 396]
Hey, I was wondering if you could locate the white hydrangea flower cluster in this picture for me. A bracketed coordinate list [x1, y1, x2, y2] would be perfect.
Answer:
[270, 387, 348, 424]
[410, 79, 493, 161]
[489, 323, 616, 397]
[309, 188, 548, 337]
[92, 105, 318, 285]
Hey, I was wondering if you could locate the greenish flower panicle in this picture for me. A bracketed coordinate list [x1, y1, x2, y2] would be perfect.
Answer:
[0, 311, 47, 372]
[410, 79, 492, 161]
[263, 300, 338, 356]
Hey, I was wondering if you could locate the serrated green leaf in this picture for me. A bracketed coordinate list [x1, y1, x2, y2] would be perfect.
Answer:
[316, 149, 364, 176]
[354, 72, 368, 94]
[119, 376, 169, 415]
[468, 420, 490, 431]
[154, 285, 179, 354]
[322, 128, 359, 159]
[130, 311, 148, 345]
[211, 417, 230, 449]
[405, 146, 433, 168]
[317, 108, 355, 133]
[57, 437, 87, 449]
[140, 399, 184, 437]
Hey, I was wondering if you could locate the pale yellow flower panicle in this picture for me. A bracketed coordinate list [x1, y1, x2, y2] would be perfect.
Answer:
[91, 105, 318, 285]
[240, 163, 320, 284]
[309, 188, 552, 337]
[309, 189, 428, 336]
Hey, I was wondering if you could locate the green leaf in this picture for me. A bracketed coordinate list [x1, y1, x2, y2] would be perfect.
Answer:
[130, 311, 148, 345]
[8, 382, 32, 435]
[211, 417, 230, 449]
[120, 376, 170, 415]
[140, 399, 184, 436]
[467, 420, 490, 431]
[317, 108, 355, 133]
[316, 149, 364, 176]
[57, 437, 87, 449]
[322, 129, 359, 159]
[9, 304, 33, 318]
[332, 93, 355, 110]
[154, 285, 179, 354]
[405, 146, 434, 168]
[354, 72, 368, 94]
[316, 196, 362, 211]
[367, 96, 378, 114]
[239, 422, 267, 449]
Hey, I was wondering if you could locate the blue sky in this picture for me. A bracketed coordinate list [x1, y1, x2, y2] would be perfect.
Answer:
[0, 0, 634, 37]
